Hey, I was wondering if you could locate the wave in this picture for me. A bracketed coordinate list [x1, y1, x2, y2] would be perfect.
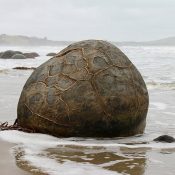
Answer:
[20, 155, 121, 175]
[0, 130, 175, 175]
[147, 82, 175, 90]
[0, 130, 175, 150]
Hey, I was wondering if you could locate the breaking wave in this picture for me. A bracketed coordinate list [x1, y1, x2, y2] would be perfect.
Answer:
[147, 82, 175, 90]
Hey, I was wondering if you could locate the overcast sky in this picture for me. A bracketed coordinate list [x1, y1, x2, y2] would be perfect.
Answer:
[0, 0, 175, 41]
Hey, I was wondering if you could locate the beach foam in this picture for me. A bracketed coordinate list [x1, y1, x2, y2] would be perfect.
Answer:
[0, 130, 175, 150]
[150, 102, 167, 110]
[22, 155, 121, 175]
[0, 130, 174, 174]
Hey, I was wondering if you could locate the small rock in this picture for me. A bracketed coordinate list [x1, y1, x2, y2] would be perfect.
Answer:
[14, 51, 23, 54]
[11, 54, 26, 59]
[153, 135, 175, 143]
[13, 67, 36, 70]
[23, 52, 39, 58]
[0, 50, 23, 58]
[46, 52, 56, 56]
[2, 50, 15, 58]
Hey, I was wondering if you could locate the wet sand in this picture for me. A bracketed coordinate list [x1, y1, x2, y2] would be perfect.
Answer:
[0, 70, 32, 174]
[0, 140, 29, 175]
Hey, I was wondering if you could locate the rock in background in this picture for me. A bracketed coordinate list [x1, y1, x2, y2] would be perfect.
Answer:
[0, 50, 39, 59]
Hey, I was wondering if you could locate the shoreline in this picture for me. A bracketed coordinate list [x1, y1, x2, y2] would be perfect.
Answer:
[0, 139, 29, 175]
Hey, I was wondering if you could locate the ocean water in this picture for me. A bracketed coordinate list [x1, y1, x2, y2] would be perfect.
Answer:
[0, 45, 175, 175]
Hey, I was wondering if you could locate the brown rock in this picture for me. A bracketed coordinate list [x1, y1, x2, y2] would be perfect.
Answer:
[17, 40, 149, 137]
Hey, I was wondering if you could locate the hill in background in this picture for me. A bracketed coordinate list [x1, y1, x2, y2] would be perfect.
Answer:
[116, 36, 175, 46]
[0, 34, 175, 46]
[0, 34, 72, 46]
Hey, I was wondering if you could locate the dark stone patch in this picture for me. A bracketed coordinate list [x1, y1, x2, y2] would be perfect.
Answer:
[49, 62, 63, 76]
[153, 135, 175, 143]
[46, 52, 56, 56]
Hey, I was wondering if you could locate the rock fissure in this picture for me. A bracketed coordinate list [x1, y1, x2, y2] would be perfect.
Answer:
[24, 103, 71, 127]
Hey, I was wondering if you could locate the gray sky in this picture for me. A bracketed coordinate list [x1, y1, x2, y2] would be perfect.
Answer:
[0, 0, 175, 41]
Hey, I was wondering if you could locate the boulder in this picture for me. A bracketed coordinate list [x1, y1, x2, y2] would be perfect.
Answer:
[23, 52, 39, 58]
[17, 40, 149, 137]
[11, 54, 26, 59]
[1, 50, 15, 58]
[0, 50, 22, 58]
[46, 52, 57, 56]
[0, 52, 3, 57]
[153, 135, 175, 143]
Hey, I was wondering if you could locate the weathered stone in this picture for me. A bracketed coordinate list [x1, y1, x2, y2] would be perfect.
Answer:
[17, 40, 149, 137]
[3, 50, 16, 58]
[11, 54, 26, 59]
[46, 52, 57, 56]
[23, 52, 39, 58]
[153, 135, 175, 143]
[0, 50, 22, 58]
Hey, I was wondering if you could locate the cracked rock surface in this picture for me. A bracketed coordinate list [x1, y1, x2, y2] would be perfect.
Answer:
[17, 40, 149, 137]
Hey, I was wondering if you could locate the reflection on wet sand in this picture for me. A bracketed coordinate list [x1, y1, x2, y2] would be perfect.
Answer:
[14, 145, 149, 175]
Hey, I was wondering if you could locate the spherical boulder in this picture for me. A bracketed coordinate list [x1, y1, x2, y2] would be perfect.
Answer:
[17, 40, 149, 137]
[11, 54, 26, 59]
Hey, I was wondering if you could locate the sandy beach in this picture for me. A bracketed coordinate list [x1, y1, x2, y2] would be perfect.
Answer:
[0, 140, 29, 175]
[0, 70, 31, 174]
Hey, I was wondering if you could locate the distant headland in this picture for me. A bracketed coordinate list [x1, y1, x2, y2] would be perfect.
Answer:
[0, 34, 72, 46]
[0, 34, 175, 46]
